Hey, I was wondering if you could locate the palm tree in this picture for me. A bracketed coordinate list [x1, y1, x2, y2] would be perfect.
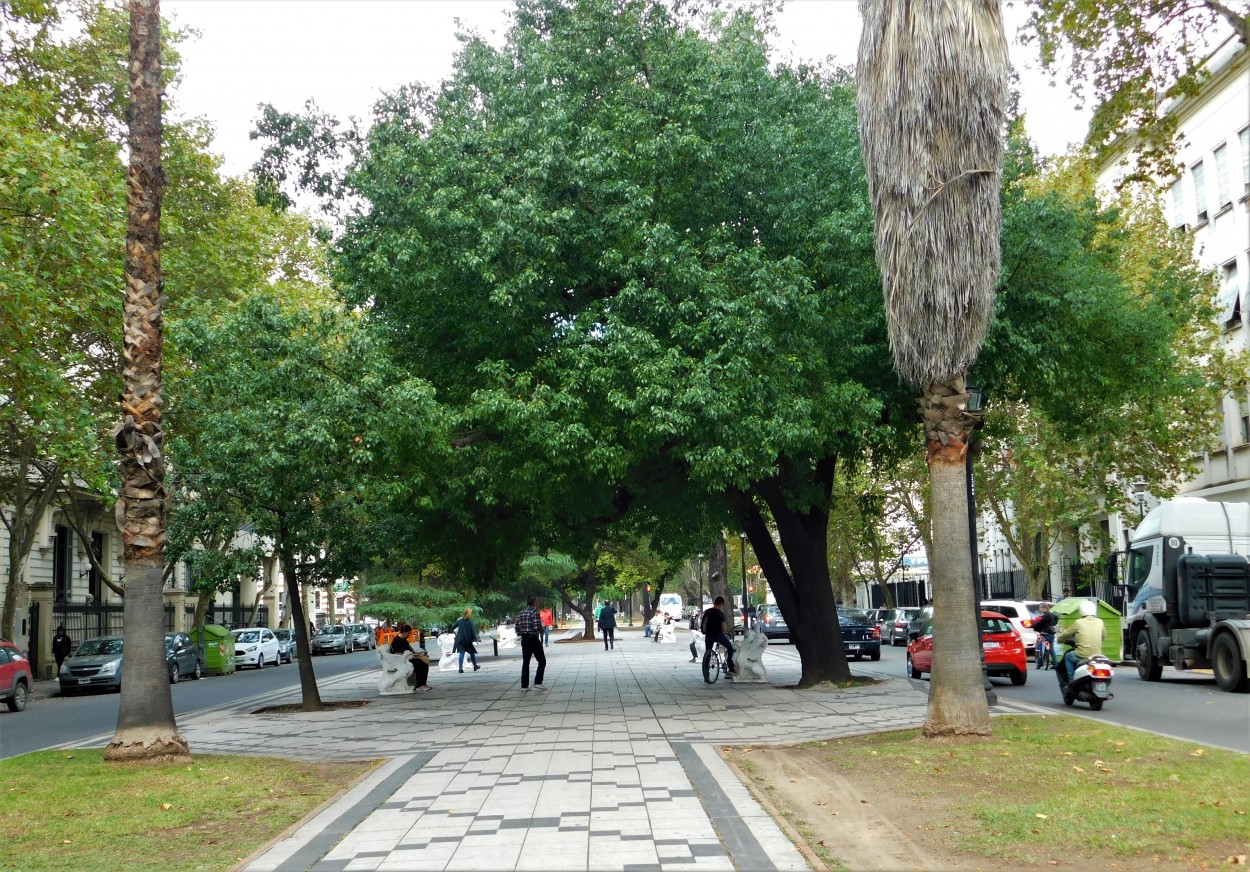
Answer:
[856, 0, 1008, 736]
[105, 0, 189, 763]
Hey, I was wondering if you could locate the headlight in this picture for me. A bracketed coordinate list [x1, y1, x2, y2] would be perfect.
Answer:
[59, 663, 70, 676]
[99, 660, 119, 675]
[245, 645, 258, 652]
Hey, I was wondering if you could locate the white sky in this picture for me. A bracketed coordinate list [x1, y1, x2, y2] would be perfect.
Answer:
[165, 0, 1089, 179]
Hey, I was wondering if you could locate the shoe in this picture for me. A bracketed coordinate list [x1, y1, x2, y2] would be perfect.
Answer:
[416, 686, 431, 692]
[521, 686, 530, 691]
[690, 658, 696, 663]
[473, 665, 480, 671]
[459, 669, 464, 673]
[534, 684, 548, 691]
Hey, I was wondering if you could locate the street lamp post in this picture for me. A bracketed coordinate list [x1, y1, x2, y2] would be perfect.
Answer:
[964, 384, 997, 706]
[739, 533, 749, 629]
[1133, 479, 1148, 522]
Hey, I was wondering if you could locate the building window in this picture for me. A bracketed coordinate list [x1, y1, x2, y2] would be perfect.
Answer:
[1240, 398, 1250, 445]
[1241, 127, 1250, 195]
[1219, 261, 1242, 327]
[88, 532, 104, 604]
[1192, 160, 1208, 221]
[53, 525, 72, 603]
[1170, 178, 1186, 226]
[1214, 143, 1230, 209]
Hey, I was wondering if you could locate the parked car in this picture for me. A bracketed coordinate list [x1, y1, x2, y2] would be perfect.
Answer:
[348, 623, 376, 650]
[979, 600, 1045, 651]
[908, 605, 934, 641]
[906, 610, 1027, 685]
[274, 628, 296, 662]
[0, 640, 32, 712]
[165, 632, 202, 683]
[881, 608, 919, 646]
[759, 605, 791, 643]
[838, 608, 882, 661]
[230, 627, 281, 669]
[59, 635, 125, 695]
[310, 624, 354, 656]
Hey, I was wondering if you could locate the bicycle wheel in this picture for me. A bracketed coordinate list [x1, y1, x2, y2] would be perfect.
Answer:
[707, 650, 722, 683]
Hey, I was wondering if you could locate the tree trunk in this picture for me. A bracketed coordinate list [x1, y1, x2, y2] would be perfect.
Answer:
[558, 568, 598, 640]
[921, 380, 991, 737]
[279, 521, 323, 711]
[106, 0, 188, 763]
[0, 447, 62, 640]
[708, 538, 730, 608]
[741, 456, 852, 688]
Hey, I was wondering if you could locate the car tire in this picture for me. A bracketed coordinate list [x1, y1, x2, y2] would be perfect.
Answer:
[907, 654, 923, 679]
[870, 650, 881, 662]
[1010, 670, 1027, 686]
[5, 680, 28, 712]
[169, 663, 179, 684]
[1136, 628, 1163, 682]
[192, 661, 202, 680]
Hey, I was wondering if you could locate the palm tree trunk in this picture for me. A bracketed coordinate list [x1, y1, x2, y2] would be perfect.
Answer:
[921, 380, 990, 736]
[105, 0, 188, 763]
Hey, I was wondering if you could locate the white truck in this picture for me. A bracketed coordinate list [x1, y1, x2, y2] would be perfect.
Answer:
[1120, 498, 1250, 693]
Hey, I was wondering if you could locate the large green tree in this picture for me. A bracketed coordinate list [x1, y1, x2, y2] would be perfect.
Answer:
[321, 0, 914, 686]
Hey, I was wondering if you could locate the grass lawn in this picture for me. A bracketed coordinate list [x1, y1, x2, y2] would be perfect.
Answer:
[725, 715, 1250, 870]
[0, 750, 371, 872]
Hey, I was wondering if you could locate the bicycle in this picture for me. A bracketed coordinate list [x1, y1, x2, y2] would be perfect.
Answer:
[1035, 633, 1054, 670]
[704, 643, 732, 683]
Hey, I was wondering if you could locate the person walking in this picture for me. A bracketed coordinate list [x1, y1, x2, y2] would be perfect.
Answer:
[516, 595, 547, 691]
[52, 625, 72, 673]
[598, 602, 617, 651]
[541, 607, 553, 647]
[701, 596, 736, 683]
[454, 608, 480, 673]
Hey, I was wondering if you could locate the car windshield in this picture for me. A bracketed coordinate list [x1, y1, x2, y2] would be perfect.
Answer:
[318, 626, 342, 636]
[275, 630, 292, 640]
[76, 638, 122, 656]
[233, 630, 261, 643]
[840, 609, 874, 625]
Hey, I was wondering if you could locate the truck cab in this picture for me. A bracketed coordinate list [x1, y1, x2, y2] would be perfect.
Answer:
[1122, 499, 1250, 692]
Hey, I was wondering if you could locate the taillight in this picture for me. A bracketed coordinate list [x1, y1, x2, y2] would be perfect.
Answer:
[872, 627, 880, 640]
[1021, 618, 1033, 628]
[1090, 665, 1113, 679]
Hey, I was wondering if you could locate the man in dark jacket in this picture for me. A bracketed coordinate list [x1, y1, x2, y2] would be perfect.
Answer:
[598, 603, 617, 651]
[701, 597, 735, 682]
[52, 625, 72, 672]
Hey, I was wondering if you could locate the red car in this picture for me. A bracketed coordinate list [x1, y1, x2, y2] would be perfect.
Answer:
[906, 610, 1027, 686]
[0, 639, 33, 712]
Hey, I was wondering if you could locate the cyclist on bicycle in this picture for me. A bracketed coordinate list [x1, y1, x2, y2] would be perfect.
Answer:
[701, 596, 736, 683]
[1033, 602, 1058, 670]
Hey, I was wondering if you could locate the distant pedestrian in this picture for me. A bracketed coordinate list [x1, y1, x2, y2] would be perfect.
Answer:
[454, 608, 480, 673]
[598, 602, 617, 650]
[516, 595, 547, 691]
[541, 608, 553, 647]
[52, 625, 72, 672]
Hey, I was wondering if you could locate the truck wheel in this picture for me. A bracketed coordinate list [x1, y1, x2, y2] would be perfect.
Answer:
[1136, 629, 1162, 681]
[1211, 634, 1250, 693]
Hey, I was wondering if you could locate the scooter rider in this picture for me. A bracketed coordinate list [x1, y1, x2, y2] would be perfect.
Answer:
[1056, 599, 1103, 686]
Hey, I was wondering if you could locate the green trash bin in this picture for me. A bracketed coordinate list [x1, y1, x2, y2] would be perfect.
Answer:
[1052, 597, 1122, 661]
[189, 624, 236, 675]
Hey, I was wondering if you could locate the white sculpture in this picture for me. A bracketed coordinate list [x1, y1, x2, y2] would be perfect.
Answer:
[377, 644, 414, 695]
[497, 625, 519, 649]
[437, 633, 459, 671]
[733, 629, 770, 683]
[690, 632, 706, 662]
[658, 621, 677, 643]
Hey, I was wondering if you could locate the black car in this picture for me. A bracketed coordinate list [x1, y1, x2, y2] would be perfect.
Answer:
[838, 608, 881, 661]
[759, 605, 791, 643]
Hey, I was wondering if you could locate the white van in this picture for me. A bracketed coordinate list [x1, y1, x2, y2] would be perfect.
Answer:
[657, 593, 683, 622]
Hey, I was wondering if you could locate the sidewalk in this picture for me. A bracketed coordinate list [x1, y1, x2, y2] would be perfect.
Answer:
[114, 628, 1000, 871]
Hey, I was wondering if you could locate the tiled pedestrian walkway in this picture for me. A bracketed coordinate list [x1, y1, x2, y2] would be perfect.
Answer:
[150, 628, 1015, 871]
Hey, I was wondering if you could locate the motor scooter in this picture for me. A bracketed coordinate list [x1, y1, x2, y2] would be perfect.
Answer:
[1056, 644, 1115, 711]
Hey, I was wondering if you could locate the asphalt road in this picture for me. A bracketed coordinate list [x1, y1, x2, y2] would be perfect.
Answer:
[0, 648, 376, 760]
[857, 639, 1250, 753]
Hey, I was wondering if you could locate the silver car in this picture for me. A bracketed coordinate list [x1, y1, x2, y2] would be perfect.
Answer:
[348, 623, 376, 650]
[59, 635, 124, 695]
[310, 624, 354, 655]
[880, 608, 919, 646]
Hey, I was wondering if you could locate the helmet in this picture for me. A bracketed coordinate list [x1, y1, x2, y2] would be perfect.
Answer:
[1078, 599, 1097, 618]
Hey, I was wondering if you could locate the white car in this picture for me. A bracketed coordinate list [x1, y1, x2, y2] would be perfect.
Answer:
[979, 600, 1045, 651]
[230, 627, 281, 669]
